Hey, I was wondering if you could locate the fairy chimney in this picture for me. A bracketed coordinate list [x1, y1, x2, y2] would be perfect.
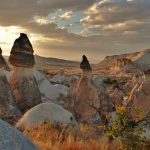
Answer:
[0, 48, 21, 124]
[9, 33, 41, 112]
[72, 56, 101, 124]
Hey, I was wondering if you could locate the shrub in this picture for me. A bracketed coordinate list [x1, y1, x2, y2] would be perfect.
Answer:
[102, 106, 150, 150]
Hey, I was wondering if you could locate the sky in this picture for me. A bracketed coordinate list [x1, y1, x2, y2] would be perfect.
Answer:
[0, 0, 150, 63]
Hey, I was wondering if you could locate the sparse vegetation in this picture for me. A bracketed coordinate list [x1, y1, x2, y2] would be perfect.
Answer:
[102, 106, 150, 150]
[24, 106, 150, 150]
[24, 123, 113, 150]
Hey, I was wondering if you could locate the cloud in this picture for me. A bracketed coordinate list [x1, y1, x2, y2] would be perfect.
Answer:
[60, 11, 73, 20]
[0, 0, 150, 61]
[81, 0, 150, 26]
[0, 0, 94, 26]
[80, 0, 150, 46]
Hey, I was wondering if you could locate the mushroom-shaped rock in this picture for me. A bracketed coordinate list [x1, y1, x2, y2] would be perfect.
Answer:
[16, 102, 78, 131]
[0, 119, 39, 150]
[9, 34, 41, 112]
[0, 50, 21, 124]
[72, 56, 108, 124]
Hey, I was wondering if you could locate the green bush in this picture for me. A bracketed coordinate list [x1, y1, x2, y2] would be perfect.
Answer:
[101, 106, 150, 150]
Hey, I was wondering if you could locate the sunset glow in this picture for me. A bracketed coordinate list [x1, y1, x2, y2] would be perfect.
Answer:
[0, 0, 150, 62]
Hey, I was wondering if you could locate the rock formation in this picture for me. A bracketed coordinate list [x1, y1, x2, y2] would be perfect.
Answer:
[9, 33, 41, 112]
[111, 58, 142, 75]
[0, 119, 39, 150]
[109, 88, 124, 107]
[124, 75, 142, 94]
[16, 102, 78, 131]
[0, 49, 21, 124]
[0, 47, 10, 71]
[73, 55, 110, 124]
[128, 70, 150, 114]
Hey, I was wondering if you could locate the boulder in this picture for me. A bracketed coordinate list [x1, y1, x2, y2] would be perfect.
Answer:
[0, 48, 21, 124]
[16, 102, 78, 131]
[0, 119, 39, 150]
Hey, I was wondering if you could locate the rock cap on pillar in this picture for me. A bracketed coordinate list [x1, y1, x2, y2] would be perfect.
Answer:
[9, 33, 35, 68]
[0, 47, 7, 69]
[80, 55, 92, 71]
[144, 69, 150, 75]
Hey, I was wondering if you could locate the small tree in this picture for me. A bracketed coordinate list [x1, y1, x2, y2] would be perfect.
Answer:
[101, 106, 150, 150]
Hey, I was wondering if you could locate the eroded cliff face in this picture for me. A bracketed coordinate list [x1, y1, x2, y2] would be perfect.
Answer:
[95, 49, 150, 76]
[0, 49, 21, 124]
[111, 58, 142, 75]
[128, 70, 150, 114]
[9, 33, 41, 112]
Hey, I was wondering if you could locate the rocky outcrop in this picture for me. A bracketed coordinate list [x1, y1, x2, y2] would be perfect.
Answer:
[72, 55, 110, 124]
[0, 47, 10, 71]
[0, 49, 21, 124]
[111, 58, 142, 75]
[95, 48, 150, 75]
[128, 70, 150, 114]
[124, 75, 142, 94]
[9, 33, 41, 112]
[0, 119, 39, 150]
[16, 102, 78, 131]
[109, 88, 124, 107]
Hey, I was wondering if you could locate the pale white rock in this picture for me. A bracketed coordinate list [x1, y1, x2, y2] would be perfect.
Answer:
[33, 69, 69, 101]
[50, 70, 79, 86]
[16, 102, 78, 130]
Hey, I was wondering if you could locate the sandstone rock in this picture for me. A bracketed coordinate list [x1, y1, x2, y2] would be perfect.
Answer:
[0, 47, 10, 71]
[124, 75, 142, 94]
[111, 58, 142, 75]
[0, 50, 21, 124]
[9, 33, 35, 68]
[16, 102, 78, 131]
[72, 56, 110, 124]
[0, 119, 39, 150]
[0, 47, 6, 68]
[109, 88, 124, 106]
[92, 75, 111, 113]
[128, 70, 150, 114]
[9, 34, 41, 112]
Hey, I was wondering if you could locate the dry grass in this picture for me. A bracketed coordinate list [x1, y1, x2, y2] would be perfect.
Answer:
[24, 123, 118, 150]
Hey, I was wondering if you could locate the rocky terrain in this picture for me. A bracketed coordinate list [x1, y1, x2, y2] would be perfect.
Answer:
[0, 34, 150, 150]
[94, 49, 150, 76]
